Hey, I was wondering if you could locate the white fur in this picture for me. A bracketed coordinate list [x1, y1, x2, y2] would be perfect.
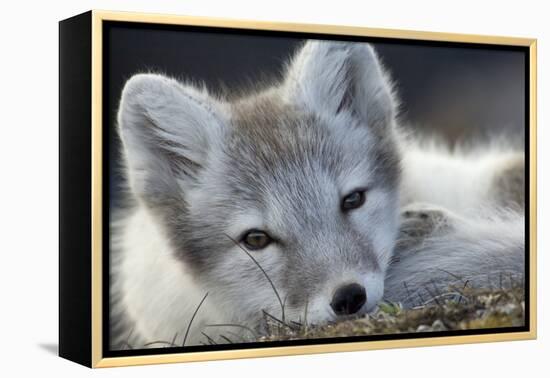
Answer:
[113, 208, 223, 346]
[400, 139, 521, 212]
[385, 140, 525, 307]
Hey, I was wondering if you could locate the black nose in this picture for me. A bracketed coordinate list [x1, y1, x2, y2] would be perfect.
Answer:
[330, 283, 367, 316]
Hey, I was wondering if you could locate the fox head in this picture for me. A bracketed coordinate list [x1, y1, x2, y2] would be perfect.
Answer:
[117, 41, 401, 329]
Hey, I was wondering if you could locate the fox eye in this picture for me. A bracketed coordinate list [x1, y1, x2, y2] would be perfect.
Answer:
[241, 230, 272, 250]
[341, 189, 367, 211]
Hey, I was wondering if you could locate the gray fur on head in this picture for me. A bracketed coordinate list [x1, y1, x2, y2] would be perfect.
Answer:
[113, 40, 402, 346]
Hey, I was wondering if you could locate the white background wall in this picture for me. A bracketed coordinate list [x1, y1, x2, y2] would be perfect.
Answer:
[0, 0, 546, 376]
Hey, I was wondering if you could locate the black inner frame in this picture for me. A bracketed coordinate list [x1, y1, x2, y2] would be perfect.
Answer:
[101, 20, 531, 358]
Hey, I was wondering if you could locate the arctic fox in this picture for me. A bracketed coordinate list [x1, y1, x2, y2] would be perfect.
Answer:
[110, 40, 525, 349]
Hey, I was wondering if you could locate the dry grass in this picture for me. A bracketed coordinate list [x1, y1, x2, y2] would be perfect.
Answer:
[119, 286, 524, 349]
[257, 287, 525, 342]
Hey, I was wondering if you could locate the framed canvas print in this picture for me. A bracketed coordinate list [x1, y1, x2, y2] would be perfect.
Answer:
[59, 10, 537, 368]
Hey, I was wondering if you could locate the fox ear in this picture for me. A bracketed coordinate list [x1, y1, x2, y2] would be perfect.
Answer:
[117, 73, 226, 204]
[283, 41, 396, 129]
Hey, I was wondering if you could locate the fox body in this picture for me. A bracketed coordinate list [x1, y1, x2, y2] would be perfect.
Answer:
[111, 41, 525, 348]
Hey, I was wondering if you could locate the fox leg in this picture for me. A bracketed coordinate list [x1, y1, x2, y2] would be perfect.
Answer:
[385, 202, 524, 308]
[395, 203, 455, 250]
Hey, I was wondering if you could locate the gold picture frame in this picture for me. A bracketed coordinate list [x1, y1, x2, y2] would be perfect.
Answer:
[59, 9, 537, 368]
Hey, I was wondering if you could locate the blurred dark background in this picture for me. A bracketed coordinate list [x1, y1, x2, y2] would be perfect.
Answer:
[105, 23, 526, 207]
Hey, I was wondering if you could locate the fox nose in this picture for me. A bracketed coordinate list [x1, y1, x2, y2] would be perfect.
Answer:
[330, 283, 367, 316]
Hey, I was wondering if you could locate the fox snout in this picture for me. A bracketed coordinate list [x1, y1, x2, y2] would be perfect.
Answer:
[330, 283, 367, 316]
